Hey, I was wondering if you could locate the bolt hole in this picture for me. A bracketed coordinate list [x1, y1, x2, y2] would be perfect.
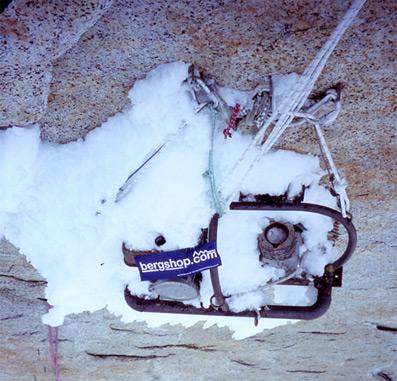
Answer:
[155, 235, 166, 246]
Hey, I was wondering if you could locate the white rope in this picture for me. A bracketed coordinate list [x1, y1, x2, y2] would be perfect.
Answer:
[313, 122, 350, 217]
[261, 0, 366, 152]
[219, 0, 366, 207]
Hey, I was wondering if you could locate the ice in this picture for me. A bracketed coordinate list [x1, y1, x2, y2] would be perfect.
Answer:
[0, 62, 341, 339]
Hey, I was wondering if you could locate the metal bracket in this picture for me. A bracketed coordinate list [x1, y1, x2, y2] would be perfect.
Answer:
[124, 201, 356, 320]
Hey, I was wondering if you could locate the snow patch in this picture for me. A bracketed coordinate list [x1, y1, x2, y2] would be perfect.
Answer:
[0, 62, 341, 339]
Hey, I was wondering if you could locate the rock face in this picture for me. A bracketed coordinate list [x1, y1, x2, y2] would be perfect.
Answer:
[0, 0, 113, 127]
[0, 1, 396, 380]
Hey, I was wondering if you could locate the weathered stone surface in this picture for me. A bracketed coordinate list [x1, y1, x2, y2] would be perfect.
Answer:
[0, 63, 52, 126]
[0, 0, 113, 126]
[1, 0, 396, 380]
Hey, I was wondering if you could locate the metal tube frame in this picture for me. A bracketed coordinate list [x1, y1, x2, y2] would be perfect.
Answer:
[124, 201, 357, 321]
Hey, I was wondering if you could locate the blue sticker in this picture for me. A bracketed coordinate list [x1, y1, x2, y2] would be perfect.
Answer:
[135, 241, 222, 281]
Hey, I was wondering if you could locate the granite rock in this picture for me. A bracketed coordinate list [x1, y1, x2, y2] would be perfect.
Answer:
[0, 0, 113, 126]
[0, 63, 52, 126]
[1, 0, 396, 380]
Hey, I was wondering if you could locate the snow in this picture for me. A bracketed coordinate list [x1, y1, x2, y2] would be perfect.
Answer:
[0, 62, 341, 339]
[0, 126, 40, 216]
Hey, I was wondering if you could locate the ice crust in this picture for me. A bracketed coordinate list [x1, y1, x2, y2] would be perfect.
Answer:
[0, 62, 339, 339]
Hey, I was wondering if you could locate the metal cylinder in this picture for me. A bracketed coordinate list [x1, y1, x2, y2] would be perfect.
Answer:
[258, 221, 300, 275]
[148, 278, 199, 301]
[259, 222, 297, 261]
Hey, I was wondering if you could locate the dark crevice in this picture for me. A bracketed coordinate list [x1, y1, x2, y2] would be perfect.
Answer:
[287, 370, 326, 374]
[86, 351, 174, 360]
[372, 241, 396, 248]
[231, 359, 256, 367]
[109, 326, 171, 337]
[0, 313, 23, 321]
[251, 333, 276, 343]
[134, 344, 217, 352]
[376, 325, 397, 333]
[298, 331, 347, 335]
[13, 330, 40, 337]
[0, 273, 47, 285]
[0, 1, 13, 14]
[374, 371, 394, 381]
[7, 264, 14, 273]
[269, 343, 297, 351]
[231, 359, 269, 371]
